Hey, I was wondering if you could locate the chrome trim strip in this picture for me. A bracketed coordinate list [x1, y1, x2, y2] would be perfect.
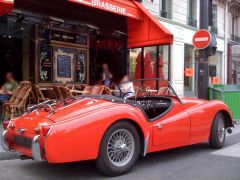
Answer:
[143, 133, 149, 157]
[45, 125, 53, 137]
[32, 135, 42, 161]
[1, 130, 10, 151]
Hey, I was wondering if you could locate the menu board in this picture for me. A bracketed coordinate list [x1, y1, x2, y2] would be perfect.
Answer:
[57, 55, 72, 78]
[54, 47, 74, 83]
[75, 51, 87, 83]
[39, 44, 52, 82]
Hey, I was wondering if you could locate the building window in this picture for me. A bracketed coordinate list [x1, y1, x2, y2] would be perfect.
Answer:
[231, 16, 240, 42]
[187, 0, 197, 27]
[208, 51, 222, 84]
[160, 0, 171, 19]
[212, 4, 218, 35]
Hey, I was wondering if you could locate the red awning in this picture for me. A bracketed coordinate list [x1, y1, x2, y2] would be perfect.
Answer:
[127, 1, 173, 48]
[68, 0, 173, 48]
[0, 0, 14, 16]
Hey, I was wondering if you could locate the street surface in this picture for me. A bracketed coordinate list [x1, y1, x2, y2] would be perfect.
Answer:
[0, 123, 240, 180]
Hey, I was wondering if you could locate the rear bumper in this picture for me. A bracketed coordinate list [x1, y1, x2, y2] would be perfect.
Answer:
[1, 130, 10, 151]
[1, 130, 43, 161]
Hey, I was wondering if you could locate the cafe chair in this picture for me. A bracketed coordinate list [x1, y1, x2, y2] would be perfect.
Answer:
[52, 86, 63, 100]
[65, 84, 75, 91]
[81, 86, 93, 95]
[59, 87, 73, 99]
[4, 86, 32, 119]
[31, 85, 49, 104]
[90, 86, 105, 95]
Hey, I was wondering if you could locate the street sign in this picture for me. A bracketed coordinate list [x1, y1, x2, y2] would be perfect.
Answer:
[192, 29, 211, 49]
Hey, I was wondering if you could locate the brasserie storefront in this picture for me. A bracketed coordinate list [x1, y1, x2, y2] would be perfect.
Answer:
[0, 0, 173, 88]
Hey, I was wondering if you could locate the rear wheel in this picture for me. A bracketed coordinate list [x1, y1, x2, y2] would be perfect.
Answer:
[96, 121, 140, 176]
[209, 112, 226, 149]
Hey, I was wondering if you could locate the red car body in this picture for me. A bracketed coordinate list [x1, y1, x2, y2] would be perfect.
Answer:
[2, 94, 234, 164]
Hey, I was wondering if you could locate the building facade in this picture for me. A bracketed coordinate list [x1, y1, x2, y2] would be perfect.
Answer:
[142, 0, 237, 97]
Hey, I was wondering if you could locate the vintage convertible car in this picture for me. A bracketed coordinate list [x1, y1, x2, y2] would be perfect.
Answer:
[1, 79, 234, 176]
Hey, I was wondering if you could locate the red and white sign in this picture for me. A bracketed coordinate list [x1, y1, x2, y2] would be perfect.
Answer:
[192, 29, 211, 49]
[68, 0, 142, 20]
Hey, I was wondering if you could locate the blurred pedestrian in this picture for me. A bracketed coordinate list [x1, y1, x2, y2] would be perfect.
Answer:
[0, 72, 18, 102]
[101, 63, 113, 86]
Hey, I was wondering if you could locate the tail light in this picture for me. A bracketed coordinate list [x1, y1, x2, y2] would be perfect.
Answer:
[3, 121, 10, 130]
[41, 125, 53, 136]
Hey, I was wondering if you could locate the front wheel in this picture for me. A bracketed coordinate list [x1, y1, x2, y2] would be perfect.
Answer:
[96, 121, 140, 176]
[209, 112, 226, 149]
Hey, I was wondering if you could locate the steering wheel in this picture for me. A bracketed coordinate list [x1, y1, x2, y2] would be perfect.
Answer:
[122, 91, 136, 100]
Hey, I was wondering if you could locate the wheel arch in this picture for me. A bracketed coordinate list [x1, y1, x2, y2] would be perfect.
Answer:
[101, 118, 148, 157]
[218, 110, 234, 128]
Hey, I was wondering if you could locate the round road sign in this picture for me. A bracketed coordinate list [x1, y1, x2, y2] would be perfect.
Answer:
[192, 29, 211, 49]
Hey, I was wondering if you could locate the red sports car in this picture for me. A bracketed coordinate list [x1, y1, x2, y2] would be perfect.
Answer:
[1, 80, 234, 176]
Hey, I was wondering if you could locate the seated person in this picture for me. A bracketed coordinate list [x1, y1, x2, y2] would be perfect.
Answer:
[0, 72, 18, 103]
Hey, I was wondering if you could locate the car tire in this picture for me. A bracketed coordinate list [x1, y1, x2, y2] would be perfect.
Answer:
[209, 112, 226, 149]
[96, 121, 140, 176]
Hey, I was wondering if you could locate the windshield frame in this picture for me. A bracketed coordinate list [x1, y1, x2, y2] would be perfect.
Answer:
[115, 78, 184, 104]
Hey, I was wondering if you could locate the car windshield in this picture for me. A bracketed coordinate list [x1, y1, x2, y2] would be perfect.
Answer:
[114, 78, 182, 103]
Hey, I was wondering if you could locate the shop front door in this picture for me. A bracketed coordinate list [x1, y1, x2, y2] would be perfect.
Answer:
[184, 44, 198, 97]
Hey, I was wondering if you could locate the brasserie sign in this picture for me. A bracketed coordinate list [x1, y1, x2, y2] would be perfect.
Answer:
[69, 0, 141, 19]
[92, 0, 127, 15]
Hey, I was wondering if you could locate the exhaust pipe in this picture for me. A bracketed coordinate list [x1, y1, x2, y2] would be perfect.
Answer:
[20, 155, 33, 160]
[227, 128, 233, 134]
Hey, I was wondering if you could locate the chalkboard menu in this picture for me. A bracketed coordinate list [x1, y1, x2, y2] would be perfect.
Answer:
[54, 47, 74, 83]
[39, 44, 52, 82]
[75, 51, 87, 83]
[57, 55, 72, 78]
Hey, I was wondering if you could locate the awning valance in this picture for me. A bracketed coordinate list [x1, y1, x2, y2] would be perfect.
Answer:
[0, 0, 13, 16]
[68, 0, 173, 48]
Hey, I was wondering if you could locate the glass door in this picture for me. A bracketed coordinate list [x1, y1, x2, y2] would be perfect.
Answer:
[184, 44, 198, 97]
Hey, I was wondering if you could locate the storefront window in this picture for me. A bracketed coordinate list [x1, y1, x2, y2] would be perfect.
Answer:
[129, 45, 170, 89]
[159, 45, 170, 81]
[129, 48, 142, 80]
[184, 44, 198, 97]
[208, 51, 222, 84]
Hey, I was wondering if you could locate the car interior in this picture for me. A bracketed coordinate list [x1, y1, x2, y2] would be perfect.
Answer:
[136, 97, 173, 120]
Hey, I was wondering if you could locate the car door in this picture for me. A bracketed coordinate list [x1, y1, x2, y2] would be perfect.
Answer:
[151, 99, 191, 150]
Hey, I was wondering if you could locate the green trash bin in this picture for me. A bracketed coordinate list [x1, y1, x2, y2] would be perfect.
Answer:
[209, 84, 240, 122]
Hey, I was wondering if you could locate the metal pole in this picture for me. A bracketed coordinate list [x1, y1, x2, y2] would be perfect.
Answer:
[198, 0, 211, 99]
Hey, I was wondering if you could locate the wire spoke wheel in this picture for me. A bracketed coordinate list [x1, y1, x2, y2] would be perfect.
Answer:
[217, 116, 225, 143]
[107, 129, 135, 167]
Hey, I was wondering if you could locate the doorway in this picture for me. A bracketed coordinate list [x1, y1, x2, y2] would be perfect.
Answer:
[184, 44, 198, 97]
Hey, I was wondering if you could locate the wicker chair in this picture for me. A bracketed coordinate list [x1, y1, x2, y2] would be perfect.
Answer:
[90, 86, 105, 95]
[4, 86, 32, 119]
[52, 86, 62, 100]
[31, 85, 49, 104]
[82, 86, 93, 95]
[59, 87, 73, 99]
